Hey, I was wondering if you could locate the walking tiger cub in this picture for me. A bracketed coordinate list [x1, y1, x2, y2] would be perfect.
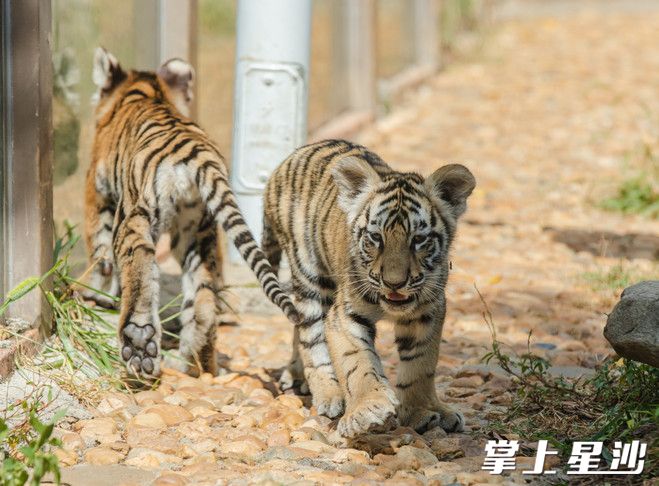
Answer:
[84, 48, 298, 378]
[263, 140, 475, 438]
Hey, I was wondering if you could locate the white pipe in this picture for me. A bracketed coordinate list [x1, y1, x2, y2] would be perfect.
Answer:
[229, 0, 312, 263]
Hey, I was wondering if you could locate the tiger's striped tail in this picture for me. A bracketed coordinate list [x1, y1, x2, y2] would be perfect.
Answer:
[193, 158, 300, 325]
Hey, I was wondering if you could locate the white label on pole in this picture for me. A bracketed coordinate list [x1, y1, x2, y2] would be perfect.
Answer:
[234, 61, 306, 192]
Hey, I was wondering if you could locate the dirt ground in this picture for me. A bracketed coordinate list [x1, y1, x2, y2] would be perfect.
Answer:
[31, 2, 659, 485]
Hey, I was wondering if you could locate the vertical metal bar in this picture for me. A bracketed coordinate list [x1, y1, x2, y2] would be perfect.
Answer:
[133, 0, 160, 70]
[0, 3, 6, 301]
[413, 0, 441, 69]
[229, 0, 312, 262]
[158, 0, 198, 117]
[1, 0, 53, 331]
[336, 0, 376, 114]
[134, 0, 198, 116]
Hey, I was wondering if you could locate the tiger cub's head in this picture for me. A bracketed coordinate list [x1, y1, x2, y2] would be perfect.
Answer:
[332, 157, 475, 315]
[92, 47, 195, 117]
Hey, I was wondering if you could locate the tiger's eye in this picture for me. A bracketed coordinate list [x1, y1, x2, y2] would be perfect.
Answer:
[413, 234, 428, 245]
[368, 232, 382, 244]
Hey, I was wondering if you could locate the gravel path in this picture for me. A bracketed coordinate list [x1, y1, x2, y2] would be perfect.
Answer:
[51, 5, 659, 485]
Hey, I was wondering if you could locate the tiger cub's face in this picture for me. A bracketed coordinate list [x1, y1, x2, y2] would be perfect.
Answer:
[332, 157, 475, 315]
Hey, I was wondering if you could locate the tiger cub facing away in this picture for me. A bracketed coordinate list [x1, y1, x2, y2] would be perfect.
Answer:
[85, 48, 298, 378]
[263, 140, 475, 438]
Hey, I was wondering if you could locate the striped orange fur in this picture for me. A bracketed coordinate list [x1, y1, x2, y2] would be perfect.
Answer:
[263, 140, 475, 437]
[84, 48, 298, 378]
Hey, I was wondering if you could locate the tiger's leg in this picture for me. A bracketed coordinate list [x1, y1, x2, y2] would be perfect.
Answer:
[288, 270, 344, 418]
[297, 295, 344, 417]
[394, 310, 464, 433]
[83, 166, 119, 307]
[278, 326, 306, 393]
[169, 210, 223, 376]
[114, 207, 161, 378]
[326, 299, 399, 438]
[263, 219, 306, 393]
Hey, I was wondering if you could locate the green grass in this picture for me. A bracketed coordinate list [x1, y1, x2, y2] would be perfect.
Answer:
[477, 287, 659, 480]
[600, 138, 659, 219]
[1, 386, 63, 486]
[600, 177, 659, 219]
[582, 263, 643, 292]
[0, 224, 230, 404]
[0, 224, 181, 403]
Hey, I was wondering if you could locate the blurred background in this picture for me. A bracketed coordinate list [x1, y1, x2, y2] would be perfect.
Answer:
[50, 0, 488, 247]
[1, 2, 657, 480]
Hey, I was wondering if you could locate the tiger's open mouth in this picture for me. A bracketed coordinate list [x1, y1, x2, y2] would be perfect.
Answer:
[381, 291, 415, 306]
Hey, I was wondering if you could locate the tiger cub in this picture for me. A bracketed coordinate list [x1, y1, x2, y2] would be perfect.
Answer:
[84, 48, 298, 378]
[263, 140, 475, 438]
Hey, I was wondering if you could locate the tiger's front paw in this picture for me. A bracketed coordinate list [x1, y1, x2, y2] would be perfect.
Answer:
[400, 404, 465, 434]
[338, 388, 399, 438]
[312, 382, 344, 419]
[120, 322, 161, 378]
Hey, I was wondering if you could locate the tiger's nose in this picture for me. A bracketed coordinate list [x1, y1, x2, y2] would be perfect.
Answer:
[382, 278, 406, 291]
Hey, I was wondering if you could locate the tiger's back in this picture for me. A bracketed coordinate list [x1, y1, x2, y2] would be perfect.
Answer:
[264, 140, 392, 276]
[85, 48, 298, 379]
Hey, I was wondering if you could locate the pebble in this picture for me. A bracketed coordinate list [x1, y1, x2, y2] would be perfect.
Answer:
[54, 448, 78, 466]
[430, 438, 465, 460]
[281, 411, 306, 428]
[277, 394, 303, 409]
[76, 417, 119, 444]
[332, 448, 371, 464]
[395, 445, 439, 470]
[267, 429, 291, 447]
[125, 448, 183, 469]
[464, 392, 488, 410]
[451, 375, 485, 388]
[456, 470, 505, 484]
[189, 438, 218, 454]
[144, 404, 194, 426]
[134, 390, 164, 405]
[60, 432, 84, 451]
[97, 394, 132, 414]
[291, 440, 336, 454]
[130, 412, 168, 429]
[221, 435, 266, 454]
[153, 473, 189, 486]
[188, 405, 218, 418]
[83, 446, 125, 465]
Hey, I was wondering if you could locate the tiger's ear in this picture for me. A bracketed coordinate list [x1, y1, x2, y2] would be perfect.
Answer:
[158, 58, 195, 116]
[331, 156, 381, 217]
[92, 47, 125, 94]
[425, 164, 476, 219]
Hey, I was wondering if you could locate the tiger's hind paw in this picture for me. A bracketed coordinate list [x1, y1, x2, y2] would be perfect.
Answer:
[80, 288, 118, 310]
[121, 322, 161, 378]
[401, 406, 465, 434]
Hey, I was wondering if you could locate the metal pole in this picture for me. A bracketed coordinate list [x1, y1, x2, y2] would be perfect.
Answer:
[229, 0, 312, 262]
[413, 0, 441, 70]
[134, 0, 198, 116]
[158, 0, 198, 117]
[1, 0, 53, 331]
[335, 0, 376, 114]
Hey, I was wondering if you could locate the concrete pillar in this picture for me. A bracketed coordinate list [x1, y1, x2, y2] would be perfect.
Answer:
[229, 0, 312, 262]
